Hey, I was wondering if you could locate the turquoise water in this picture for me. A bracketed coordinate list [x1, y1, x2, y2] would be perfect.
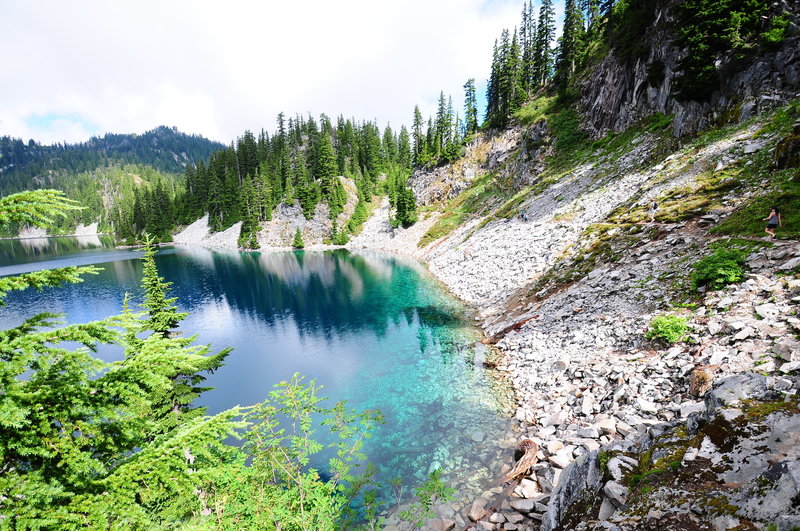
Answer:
[0, 238, 513, 502]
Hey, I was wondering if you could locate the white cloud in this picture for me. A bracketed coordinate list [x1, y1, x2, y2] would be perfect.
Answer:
[0, 0, 564, 145]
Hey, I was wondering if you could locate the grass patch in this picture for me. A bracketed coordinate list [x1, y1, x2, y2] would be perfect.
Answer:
[711, 169, 800, 239]
[609, 167, 746, 224]
[418, 172, 511, 248]
[514, 95, 558, 126]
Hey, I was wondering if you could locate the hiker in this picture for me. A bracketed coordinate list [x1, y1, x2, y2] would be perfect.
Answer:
[648, 201, 658, 222]
[764, 207, 782, 238]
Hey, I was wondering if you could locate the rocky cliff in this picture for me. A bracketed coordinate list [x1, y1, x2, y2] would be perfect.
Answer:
[579, 1, 800, 138]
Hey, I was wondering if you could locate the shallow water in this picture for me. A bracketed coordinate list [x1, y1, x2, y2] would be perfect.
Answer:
[0, 238, 514, 506]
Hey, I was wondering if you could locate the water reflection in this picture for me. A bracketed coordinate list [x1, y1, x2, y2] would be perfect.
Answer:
[0, 239, 512, 506]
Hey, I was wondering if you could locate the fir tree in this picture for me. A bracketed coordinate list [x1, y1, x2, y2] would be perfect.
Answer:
[397, 125, 412, 169]
[533, 0, 556, 87]
[292, 227, 305, 249]
[412, 105, 425, 166]
[554, 0, 586, 90]
[464, 78, 479, 136]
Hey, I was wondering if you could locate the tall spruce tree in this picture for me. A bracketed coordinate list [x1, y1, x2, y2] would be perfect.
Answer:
[554, 0, 586, 90]
[463, 78, 479, 136]
[533, 0, 556, 87]
[412, 105, 425, 166]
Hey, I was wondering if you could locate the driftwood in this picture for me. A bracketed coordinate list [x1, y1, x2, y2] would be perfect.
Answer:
[483, 316, 540, 345]
[499, 438, 539, 484]
[461, 439, 540, 529]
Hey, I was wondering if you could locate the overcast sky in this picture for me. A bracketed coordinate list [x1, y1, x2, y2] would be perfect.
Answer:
[1, 0, 564, 145]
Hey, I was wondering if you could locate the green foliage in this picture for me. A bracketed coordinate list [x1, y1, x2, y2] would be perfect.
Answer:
[419, 171, 510, 248]
[691, 247, 748, 291]
[0, 193, 389, 529]
[761, 14, 790, 50]
[397, 469, 456, 529]
[331, 222, 350, 245]
[0, 127, 223, 194]
[0, 266, 101, 305]
[293, 227, 305, 249]
[0, 188, 80, 228]
[549, 108, 588, 155]
[673, 0, 771, 101]
[140, 235, 188, 337]
[328, 178, 348, 220]
[607, 0, 658, 60]
[203, 374, 383, 530]
[712, 171, 800, 240]
[346, 200, 370, 234]
[514, 95, 558, 126]
[646, 314, 690, 344]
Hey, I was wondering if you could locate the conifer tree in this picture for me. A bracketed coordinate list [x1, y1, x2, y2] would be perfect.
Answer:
[486, 39, 501, 127]
[434, 92, 448, 156]
[554, 0, 586, 90]
[412, 105, 425, 166]
[463, 78, 479, 136]
[533, 0, 556, 87]
[383, 125, 397, 164]
[314, 131, 338, 199]
[520, 1, 538, 93]
[397, 125, 412, 169]
[292, 227, 305, 248]
[140, 235, 187, 338]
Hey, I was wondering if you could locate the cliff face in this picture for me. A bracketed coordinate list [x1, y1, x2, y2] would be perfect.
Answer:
[580, 1, 800, 138]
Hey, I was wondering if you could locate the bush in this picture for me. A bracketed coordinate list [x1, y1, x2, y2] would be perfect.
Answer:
[691, 248, 747, 290]
[646, 314, 690, 344]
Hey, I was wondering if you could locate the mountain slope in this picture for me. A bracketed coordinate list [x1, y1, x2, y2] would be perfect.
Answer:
[0, 125, 224, 193]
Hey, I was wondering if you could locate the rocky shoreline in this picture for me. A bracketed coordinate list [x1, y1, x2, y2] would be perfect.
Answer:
[169, 114, 800, 529]
[173, 205, 800, 530]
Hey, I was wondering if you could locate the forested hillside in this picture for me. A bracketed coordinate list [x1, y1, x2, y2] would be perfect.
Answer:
[0, 125, 223, 189]
[182, 114, 424, 248]
[0, 127, 223, 239]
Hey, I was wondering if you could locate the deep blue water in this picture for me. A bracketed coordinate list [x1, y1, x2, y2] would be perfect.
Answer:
[0, 237, 512, 500]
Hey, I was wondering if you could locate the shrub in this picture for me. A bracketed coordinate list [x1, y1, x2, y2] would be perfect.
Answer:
[691, 248, 747, 290]
[646, 314, 690, 344]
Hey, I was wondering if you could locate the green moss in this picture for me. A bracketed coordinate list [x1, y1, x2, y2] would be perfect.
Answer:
[741, 398, 800, 420]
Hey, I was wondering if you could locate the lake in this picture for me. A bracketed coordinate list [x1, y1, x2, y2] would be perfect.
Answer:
[0, 236, 515, 508]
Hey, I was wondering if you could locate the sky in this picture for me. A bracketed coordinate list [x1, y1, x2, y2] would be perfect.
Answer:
[1, 0, 564, 146]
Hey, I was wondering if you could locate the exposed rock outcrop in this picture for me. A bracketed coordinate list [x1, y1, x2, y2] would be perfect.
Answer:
[579, 2, 800, 138]
[541, 373, 800, 531]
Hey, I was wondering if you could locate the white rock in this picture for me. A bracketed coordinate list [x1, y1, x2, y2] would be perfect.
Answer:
[636, 397, 659, 414]
[602, 481, 629, 508]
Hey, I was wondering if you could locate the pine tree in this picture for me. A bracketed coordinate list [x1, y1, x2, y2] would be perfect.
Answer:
[533, 0, 556, 87]
[412, 105, 425, 166]
[520, 1, 538, 93]
[314, 131, 338, 199]
[0, 191, 237, 526]
[554, 0, 586, 90]
[486, 39, 501, 127]
[383, 125, 397, 164]
[464, 78, 479, 137]
[397, 125, 412, 170]
[434, 92, 448, 157]
[140, 235, 187, 337]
